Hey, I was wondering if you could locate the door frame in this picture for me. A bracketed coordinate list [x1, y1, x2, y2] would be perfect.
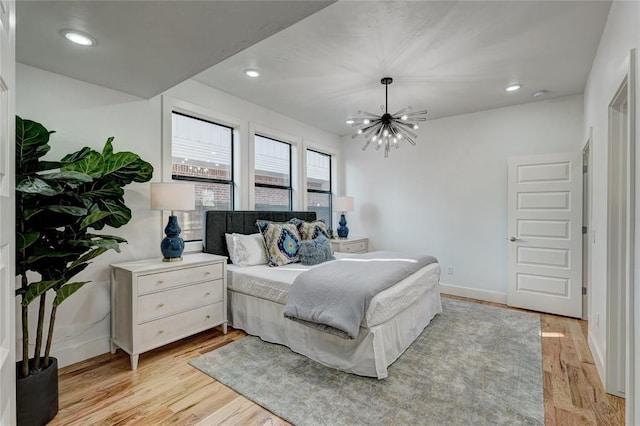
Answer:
[582, 131, 592, 321]
[0, 0, 15, 423]
[605, 48, 636, 416]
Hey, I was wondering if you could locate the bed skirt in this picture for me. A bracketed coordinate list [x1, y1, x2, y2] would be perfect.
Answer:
[227, 282, 442, 379]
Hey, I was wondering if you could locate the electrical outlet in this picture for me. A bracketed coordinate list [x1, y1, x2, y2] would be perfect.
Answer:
[447, 265, 453, 275]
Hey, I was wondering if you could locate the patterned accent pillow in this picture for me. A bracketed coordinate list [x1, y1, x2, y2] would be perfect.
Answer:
[224, 233, 268, 267]
[293, 218, 331, 240]
[298, 235, 335, 266]
[257, 222, 302, 266]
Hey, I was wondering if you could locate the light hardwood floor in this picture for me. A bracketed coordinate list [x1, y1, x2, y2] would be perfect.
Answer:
[50, 295, 624, 425]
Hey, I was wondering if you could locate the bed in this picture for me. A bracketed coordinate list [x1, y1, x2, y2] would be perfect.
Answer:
[202, 210, 442, 379]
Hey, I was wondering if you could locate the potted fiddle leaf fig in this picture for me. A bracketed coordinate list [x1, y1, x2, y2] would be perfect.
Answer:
[15, 116, 153, 425]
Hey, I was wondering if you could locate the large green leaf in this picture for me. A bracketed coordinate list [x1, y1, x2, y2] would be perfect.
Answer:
[16, 176, 62, 196]
[68, 237, 122, 252]
[17, 231, 40, 251]
[27, 249, 83, 264]
[43, 171, 93, 185]
[79, 211, 111, 229]
[60, 146, 92, 165]
[63, 151, 104, 178]
[21, 280, 62, 306]
[69, 248, 108, 268]
[86, 233, 127, 243]
[44, 205, 88, 216]
[82, 181, 125, 200]
[16, 117, 54, 164]
[97, 199, 131, 229]
[53, 282, 90, 307]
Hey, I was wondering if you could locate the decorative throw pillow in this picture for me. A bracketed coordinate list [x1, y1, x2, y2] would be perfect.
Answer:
[298, 235, 335, 266]
[293, 218, 331, 240]
[257, 222, 302, 266]
[225, 233, 268, 267]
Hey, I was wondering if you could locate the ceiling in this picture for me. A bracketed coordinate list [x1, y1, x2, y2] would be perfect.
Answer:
[16, 1, 611, 135]
[16, 1, 334, 98]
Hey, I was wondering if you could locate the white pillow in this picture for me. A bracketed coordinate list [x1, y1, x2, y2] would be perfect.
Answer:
[225, 233, 268, 267]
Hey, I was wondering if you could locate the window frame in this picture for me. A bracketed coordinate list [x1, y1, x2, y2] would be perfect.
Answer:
[254, 134, 293, 211]
[305, 148, 333, 228]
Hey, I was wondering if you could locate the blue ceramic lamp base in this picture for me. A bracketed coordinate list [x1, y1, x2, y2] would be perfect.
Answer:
[161, 215, 185, 262]
[337, 213, 349, 239]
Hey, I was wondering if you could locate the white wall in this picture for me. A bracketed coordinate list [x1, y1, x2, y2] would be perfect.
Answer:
[342, 95, 583, 301]
[16, 63, 341, 367]
[581, 0, 640, 416]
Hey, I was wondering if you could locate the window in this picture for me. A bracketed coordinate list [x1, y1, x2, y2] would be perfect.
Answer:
[172, 112, 234, 241]
[254, 135, 292, 211]
[306, 149, 332, 227]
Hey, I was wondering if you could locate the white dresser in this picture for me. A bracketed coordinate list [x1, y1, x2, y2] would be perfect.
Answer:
[330, 236, 369, 254]
[110, 253, 227, 369]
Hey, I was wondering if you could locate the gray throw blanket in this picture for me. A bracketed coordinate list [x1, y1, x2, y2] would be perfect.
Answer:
[284, 251, 438, 339]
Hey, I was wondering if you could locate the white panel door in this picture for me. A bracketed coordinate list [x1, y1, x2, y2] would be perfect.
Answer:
[507, 153, 583, 317]
[0, 0, 15, 423]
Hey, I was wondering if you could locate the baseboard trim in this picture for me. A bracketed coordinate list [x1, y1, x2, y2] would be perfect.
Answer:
[439, 282, 507, 304]
[588, 332, 606, 389]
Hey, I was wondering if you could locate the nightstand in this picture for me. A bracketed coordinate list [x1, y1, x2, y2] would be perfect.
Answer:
[331, 236, 369, 254]
[110, 253, 227, 370]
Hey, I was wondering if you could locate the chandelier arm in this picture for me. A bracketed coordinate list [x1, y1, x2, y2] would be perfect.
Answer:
[359, 121, 383, 133]
[363, 123, 382, 139]
[390, 107, 411, 117]
[405, 110, 428, 116]
[359, 110, 384, 119]
[394, 123, 419, 138]
[362, 139, 372, 151]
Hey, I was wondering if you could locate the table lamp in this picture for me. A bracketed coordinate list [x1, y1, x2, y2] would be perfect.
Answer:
[334, 196, 354, 239]
[150, 182, 195, 262]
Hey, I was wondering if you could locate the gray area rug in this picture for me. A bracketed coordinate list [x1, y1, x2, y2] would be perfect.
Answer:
[189, 298, 543, 425]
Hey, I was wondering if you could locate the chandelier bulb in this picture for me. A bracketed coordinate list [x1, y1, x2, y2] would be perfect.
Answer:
[363, 119, 370, 125]
[372, 134, 377, 141]
[383, 129, 389, 137]
[357, 129, 363, 134]
[413, 124, 419, 130]
[401, 115, 408, 121]
[397, 133, 403, 140]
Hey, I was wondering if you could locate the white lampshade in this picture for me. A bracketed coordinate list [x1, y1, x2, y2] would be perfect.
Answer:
[334, 196, 354, 212]
[150, 182, 195, 211]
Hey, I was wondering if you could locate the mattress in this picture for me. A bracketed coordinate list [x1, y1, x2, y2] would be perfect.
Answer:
[227, 253, 441, 327]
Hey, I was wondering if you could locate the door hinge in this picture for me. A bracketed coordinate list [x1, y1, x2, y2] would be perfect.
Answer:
[583, 165, 588, 173]
[582, 287, 587, 295]
[582, 226, 587, 234]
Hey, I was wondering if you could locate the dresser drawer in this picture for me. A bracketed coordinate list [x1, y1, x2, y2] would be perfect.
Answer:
[137, 279, 223, 324]
[137, 263, 223, 295]
[340, 241, 367, 253]
[138, 302, 224, 352]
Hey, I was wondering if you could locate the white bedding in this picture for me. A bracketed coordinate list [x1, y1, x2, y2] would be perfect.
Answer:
[227, 253, 441, 327]
[226, 252, 442, 378]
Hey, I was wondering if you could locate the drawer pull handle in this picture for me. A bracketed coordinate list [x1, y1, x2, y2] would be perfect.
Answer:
[205, 292, 211, 296]
[158, 280, 164, 284]
[158, 303, 165, 308]
[205, 271, 211, 275]
[206, 315, 211, 319]
[158, 330, 164, 334]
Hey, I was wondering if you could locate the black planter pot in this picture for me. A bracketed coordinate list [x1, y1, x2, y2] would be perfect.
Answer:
[16, 357, 59, 426]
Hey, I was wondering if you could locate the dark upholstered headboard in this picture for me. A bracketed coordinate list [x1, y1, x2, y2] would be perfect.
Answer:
[202, 210, 317, 259]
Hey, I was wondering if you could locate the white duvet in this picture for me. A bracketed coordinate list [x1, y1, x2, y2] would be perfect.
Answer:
[227, 253, 441, 327]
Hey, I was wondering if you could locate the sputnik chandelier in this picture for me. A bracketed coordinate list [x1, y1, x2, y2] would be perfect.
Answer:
[346, 77, 427, 158]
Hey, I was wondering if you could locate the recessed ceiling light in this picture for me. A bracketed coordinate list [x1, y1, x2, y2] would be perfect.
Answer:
[61, 30, 96, 46]
[505, 84, 523, 92]
[532, 90, 549, 97]
[245, 69, 260, 78]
